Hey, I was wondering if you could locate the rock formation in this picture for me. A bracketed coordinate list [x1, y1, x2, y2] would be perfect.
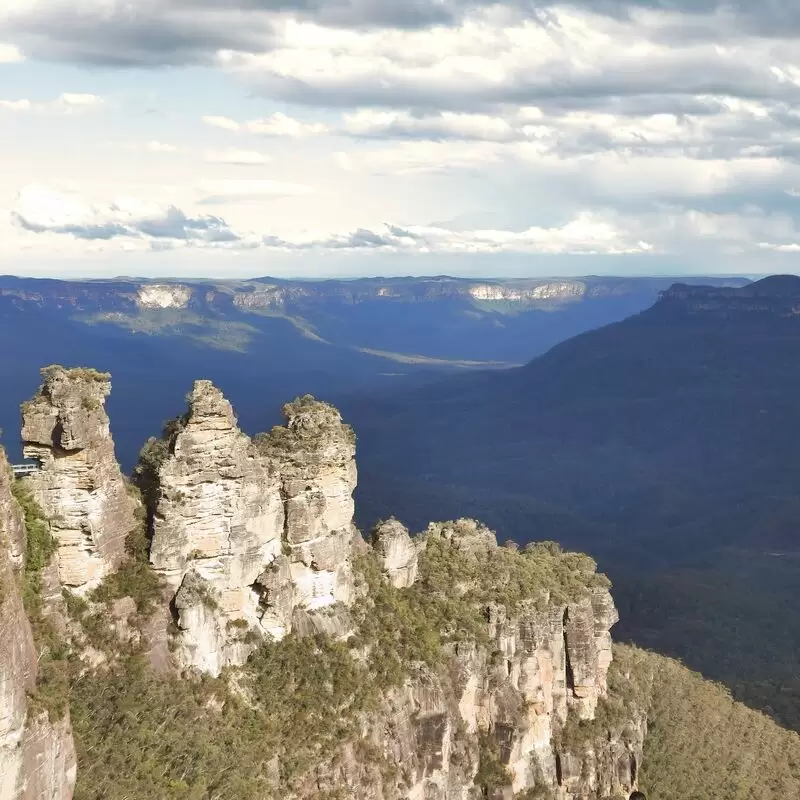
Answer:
[371, 517, 419, 588]
[5, 368, 647, 799]
[286, 519, 644, 800]
[146, 383, 357, 676]
[0, 448, 77, 800]
[21, 366, 138, 593]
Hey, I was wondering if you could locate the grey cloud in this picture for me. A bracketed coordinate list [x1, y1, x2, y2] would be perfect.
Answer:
[11, 202, 243, 244]
[11, 214, 130, 239]
[7, 0, 800, 69]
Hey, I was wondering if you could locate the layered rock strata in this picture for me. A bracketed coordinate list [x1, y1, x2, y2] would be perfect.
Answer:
[0, 449, 77, 800]
[147, 382, 357, 676]
[21, 366, 138, 593]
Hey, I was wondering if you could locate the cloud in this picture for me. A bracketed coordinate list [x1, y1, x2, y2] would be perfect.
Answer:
[0, 99, 32, 111]
[196, 178, 315, 203]
[202, 115, 241, 131]
[7, 1, 800, 73]
[8, 184, 652, 255]
[0, 43, 24, 62]
[260, 215, 653, 254]
[0, 93, 103, 114]
[341, 110, 518, 141]
[11, 185, 246, 247]
[203, 148, 272, 165]
[146, 140, 180, 153]
[56, 92, 102, 108]
[202, 111, 328, 136]
[244, 112, 328, 137]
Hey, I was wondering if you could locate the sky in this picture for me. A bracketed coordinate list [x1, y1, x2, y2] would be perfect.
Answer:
[3, 1, 800, 278]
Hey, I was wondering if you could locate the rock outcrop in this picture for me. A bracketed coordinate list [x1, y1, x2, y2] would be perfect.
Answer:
[371, 517, 419, 588]
[0, 449, 77, 800]
[291, 519, 644, 800]
[21, 366, 138, 593]
[146, 383, 357, 676]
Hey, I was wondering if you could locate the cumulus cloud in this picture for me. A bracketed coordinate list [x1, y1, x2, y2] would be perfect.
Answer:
[260, 215, 653, 254]
[0, 43, 24, 62]
[11, 185, 246, 247]
[0, 92, 103, 114]
[202, 115, 241, 130]
[8, 184, 654, 255]
[203, 148, 272, 165]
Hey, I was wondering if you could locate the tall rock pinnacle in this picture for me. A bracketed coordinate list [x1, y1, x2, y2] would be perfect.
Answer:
[21, 366, 138, 593]
[146, 382, 358, 676]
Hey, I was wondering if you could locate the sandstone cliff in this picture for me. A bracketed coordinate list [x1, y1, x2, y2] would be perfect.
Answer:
[143, 382, 357, 676]
[338, 519, 645, 800]
[0, 448, 76, 800]
[21, 366, 139, 593]
[6, 369, 646, 800]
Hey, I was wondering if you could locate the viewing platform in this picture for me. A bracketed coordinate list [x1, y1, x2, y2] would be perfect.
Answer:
[12, 463, 41, 477]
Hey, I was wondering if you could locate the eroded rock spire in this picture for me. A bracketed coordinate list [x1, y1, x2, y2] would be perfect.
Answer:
[145, 382, 358, 676]
[21, 366, 139, 593]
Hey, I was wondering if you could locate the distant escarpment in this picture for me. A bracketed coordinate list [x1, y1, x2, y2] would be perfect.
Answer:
[7, 364, 798, 800]
[658, 274, 800, 317]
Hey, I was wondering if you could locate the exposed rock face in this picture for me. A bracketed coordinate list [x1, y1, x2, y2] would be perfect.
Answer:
[147, 383, 357, 676]
[21, 366, 138, 593]
[339, 520, 645, 800]
[371, 518, 418, 588]
[0, 449, 77, 800]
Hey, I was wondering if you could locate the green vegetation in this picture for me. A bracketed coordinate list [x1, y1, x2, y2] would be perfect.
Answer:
[613, 644, 800, 799]
[40, 364, 111, 384]
[68, 523, 608, 799]
[474, 734, 511, 794]
[11, 478, 71, 719]
[78, 310, 259, 352]
[132, 414, 188, 510]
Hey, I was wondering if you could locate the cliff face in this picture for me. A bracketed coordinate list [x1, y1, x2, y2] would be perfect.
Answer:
[0, 449, 76, 800]
[6, 367, 645, 799]
[21, 366, 139, 593]
[294, 520, 644, 800]
[146, 382, 357, 676]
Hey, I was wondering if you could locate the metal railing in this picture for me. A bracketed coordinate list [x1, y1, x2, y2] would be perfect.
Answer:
[12, 463, 40, 476]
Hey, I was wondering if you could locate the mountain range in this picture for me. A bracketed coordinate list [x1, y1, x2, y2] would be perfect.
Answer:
[343, 275, 800, 729]
[0, 273, 746, 468]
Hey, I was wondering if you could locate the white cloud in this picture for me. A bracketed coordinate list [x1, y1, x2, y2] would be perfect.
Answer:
[0, 93, 104, 114]
[11, 184, 248, 248]
[146, 140, 179, 153]
[57, 92, 102, 108]
[342, 110, 518, 142]
[203, 148, 272, 165]
[0, 43, 24, 63]
[202, 111, 328, 137]
[244, 112, 328, 137]
[201, 115, 241, 131]
[0, 99, 32, 111]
